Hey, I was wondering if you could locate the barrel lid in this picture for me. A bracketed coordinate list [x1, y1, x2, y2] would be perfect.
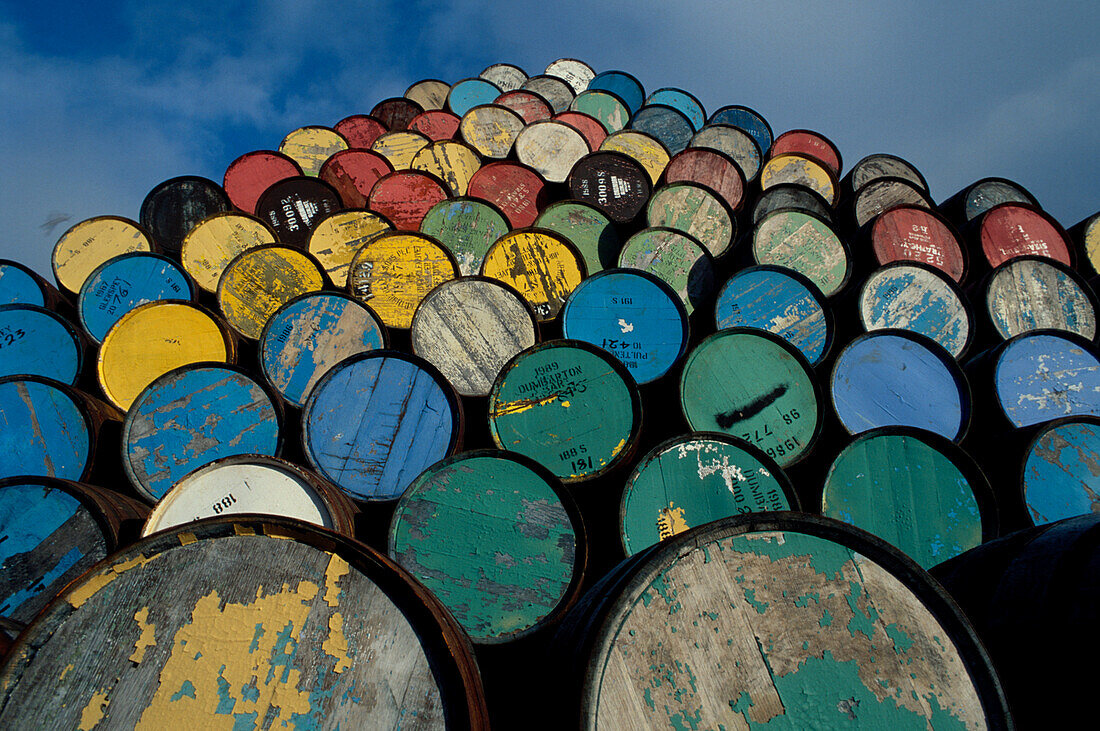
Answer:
[369, 129, 431, 170]
[180, 211, 277, 293]
[488, 339, 642, 483]
[822, 427, 995, 569]
[752, 209, 851, 297]
[419, 197, 510, 276]
[458, 103, 526, 159]
[662, 146, 745, 215]
[714, 265, 834, 367]
[994, 329, 1100, 428]
[332, 113, 388, 148]
[869, 204, 966, 282]
[1074, 211, 1100, 277]
[770, 128, 843, 177]
[848, 152, 929, 195]
[983, 255, 1097, 342]
[618, 227, 716, 315]
[521, 74, 575, 113]
[259, 291, 387, 407]
[254, 176, 342, 248]
[553, 110, 608, 150]
[587, 70, 645, 115]
[959, 177, 1040, 223]
[853, 176, 933, 229]
[567, 150, 652, 224]
[1021, 415, 1100, 526]
[514, 119, 591, 184]
[347, 231, 459, 329]
[493, 89, 553, 123]
[561, 268, 689, 385]
[0, 304, 82, 384]
[78, 252, 193, 344]
[479, 62, 527, 92]
[707, 104, 774, 155]
[389, 449, 585, 643]
[447, 77, 503, 117]
[370, 96, 424, 131]
[0, 376, 95, 482]
[570, 88, 631, 133]
[752, 183, 833, 225]
[619, 432, 796, 555]
[480, 228, 586, 321]
[222, 149, 303, 215]
[978, 202, 1073, 270]
[600, 129, 670, 186]
[690, 123, 762, 181]
[139, 176, 233, 257]
[0, 260, 50, 307]
[306, 209, 393, 288]
[121, 362, 282, 502]
[410, 276, 538, 397]
[278, 126, 349, 177]
[404, 78, 451, 111]
[52, 216, 154, 295]
[544, 58, 595, 94]
[645, 87, 706, 132]
[302, 350, 462, 501]
[680, 328, 822, 467]
[646, 181, 735, 258]
[407, 109, 461, 141]
[410, 139, 482, 196]
[858, 262, 972, 359]
[534, 199, 620, 275]
[628, 104, 694, 155]
[760, 152, 838, 206]
[317, 148, 394, 208]
[216, 244, 325, 340]
[831, 330, 971, 441]
[467, 161, 548, 228]
[367, 169, 451, 230]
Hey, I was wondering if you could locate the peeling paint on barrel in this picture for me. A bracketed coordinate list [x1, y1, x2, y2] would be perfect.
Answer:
[859, 265, 970, 358]
[0, 305, 81, 384]
[619, 228, 715, 316]
[347, 232, 458, 330]
[481, 230, 585, 321]
[0, 379, 91, 481]
[1023, 419, 1100, 524]
[994, 332, 1100, 427]
[752, 210, 849, 297]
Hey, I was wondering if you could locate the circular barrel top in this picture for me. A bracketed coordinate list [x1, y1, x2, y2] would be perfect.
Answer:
[561, 268, 689, 385]
[760, 153, 838, 206]
[691, 123, 762, 181]
[714, 265, 833, 367]
[979, 203, 1073, 270]
[419, 198, 509, 276]
[408, 109, 462, 141]
[822, 429, 990, 569]
[534, 200, 620, 275]
[447, 77, 503, 117]
[302, 351, 461, 501]
[481, 229, 586, 322]
[955, 177, 1039, 223]
[646, 181, 735, 259]
[467, 161, 548, 228]
[545, 58, 595, 94]
[618, 227, 716, 315]
[494, 90, 552, 123]
[752, 210, 850, 297]
[410, 277, 537, 398]
[984, 256, 1097, 341]
[368, 170, 450, 231]
[600, 130, 670, 186]
[680, 329, 822, 467]
[853, 176, 932, 229]
[0, 304, 82, 385]
[587, 70, 644, 115]
[480, 62, 527, 92]
[1021, 417, 1100, 526]
[259, 292, 386, 407]
[662, 147, 745, 214]
[222, 150, 302, 215]
[645, 87, 706, 131]
[752, 183, 833, 225]
[97, 301, 234, 411]
[52, 216, 154, 295]
[318, 148, 394, 208]
[567, 150, 652, 224]
[78, 252, 193, 344]
[0, 260, 51, 307]
[332, 114, 388, 148]
[859, 263, 972, 359]
[522, 75, 575, 113]
[0, 377, 98, 482]
[306, 209, 393, 288]
[404, 78, 451, 111]
[994, 331, 1100, 428]
[629, 104, 695, 155]
[869, 205, 966, 282]
[556, 111, 609, 153]
[347, 231, 458, 330]
[217, 244, 325, 340]
[122, 363, 281, 502]
[770, 129, 842, 177]
[514, 120, 591, 184]
[0, 519, 488, 729]
[369, 130, 431, 170]
[848, 153, 928, 195]
[410, 140, 481, 196]
[139, 176, 233, 256]
[620, 433, 795, 556]
[389, 450, 583, 643]
[570, 89, 630, 133]
[488, 340, 641, 483]
[1075, 212, 1100, 277]
[831, 331, 969, 441]
[278, 126, 349, 177]
[180, 212, 277, 294]
[370, 97, 424, 131]
[708, 104, 773, 156]
[459, 103, 526, 159]
[254, 176, 342, 249]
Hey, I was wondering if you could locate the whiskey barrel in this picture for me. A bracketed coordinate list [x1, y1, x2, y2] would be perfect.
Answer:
[410, 140, 482, 196]
[707, 104, 773, 156]
[1019, 416, 1100, 526]
[544, 58, 595, 94]
[447, 77, 503, 117]
[179, 212, 277, 294]
[567, 150, 652, 224]
[332, 113, 388, 148]
[570, 89, 630, 133]
[646, 181, 735, 259]
[760, 153, 838, 206]
[618, 227, 716, 315]
[587, 70, 645, 115]
[278, 126, 349, 177]
[552, 111, 608, 151]
[514, 119, 591, 184]
[938, 176, 1040, 227]
[690, 123, 762, 182]
[77, 252, 193, 344]
[844, 153, 928, 196]
[370, 96, 424, 131]
[139, 176, 233, 256]
[769, 129, 842, 177]
[628, 104, 695, 155]
[467, 161, 548, 228]
[347, 231, 459, 330]
[404, 78, 452, 111]
[645, 87, 706, 131]
[254, 176, 342, 248]
[494, 89, 553, 123]
[480, 229, 586, 322]
[216, 244, 326, 340]
[751, 210, 851, 297]
[973, 202, 1074, 270]
[459, 103, 526, 159]
[599, 130, 670, 186]
[534, 200, 621, 275]
[0, 259, 66, 309]
[305, 209, 393, 288]
[980, 255, 1097, 343]
[419, 198, 510, 276]
[521, 75, 575, 113]
[370, 130, 431, 170]
[661, 147, 745, 215]
[0, 304, 83, 385]
[51, 216, 154, 296]
[851, 176, 933, 229]
[368, 170, 451, 231]
[867, 205, 966, 283]
[318, 148, 394, 208]
[480, 62, 527, 92]
[751, 183, 833, 225]
[407, 109, 462, 141]
[221, 150, 302, 214]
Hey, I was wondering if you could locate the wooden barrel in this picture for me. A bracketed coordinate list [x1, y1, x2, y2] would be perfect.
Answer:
[851, 176, 933, 229]
[599, 130, 670, 186]
[480, 229, 586, 322]
[368, 170, 451, 231]
[981, 255, 1097, 343]
[1069, 211, 1100, 279]
[629, 104, 694, 155]
[139, 176, 233, 256]
[179, 212, 277, 294]
[544, 58, 595, 94]
[389, 450, 585, 643]
[646, 181, 735, 259]
[404, 78, 452, 111]
[708, 104, 774, 156]
[987, 330, 1100, 428]
[975, 202, 1074, 270]
[570, 89, 630, 133]
[844, 153, 928, 196]
[553, 111, 607, 152]
[760, 153, 838, 206]
[487, 340, 642, 483]
[121, 363, 282, 502]
[216, 244, 326, 340]
[369, 130, 431, 170]
[480, 62, 527, 92]
[867, 205, 966, 283]
[77, 252, 193, 344]
[690, 123, 762, 182]
[447, 77, 503, 117]
[938, 176, 1040, 227]
[332, 113, 388, 148]
[0, 476, 147, 627]
[97, 301, 236, 411]
[0, 518, 489, 729]
[0, 259, 66, 309]
[306, 209, 393, 288]
[278, 126, 349, 177]
[619, 432, 797, 555]
[645, 88, 706, 131]
[557, 513, 1009, 730]
[770, 129, 842, 177]
[567, 150, 652, 224]
[560, 268, 689, 384]
[514, 120, 591, 184]
[534, 200, 620, 275]
[409, 277, 537, 398]
[419, 198, 509, 276]
[259, 291, 387, 407]
[858, 262, 973, 359]
[408, 109, 462, 141]
[410, 140, 481, 196]
[662, 147, 745, 215]
[493, 89, 552, 123]
[680, 329, 822, 468]
[587, 70, 645, 115]
[51, 216, 154, 296]
[254, 176, 342, 249]
[1019, 416, 1100, 526]
[0, 304, 83, 385]
[467, 161, 548, 228]
[221, 150, 302, 214]
[714, 265, 834, 367]
[522, 75, 575, 113]
[751, 183, 833, 225]
[370, 96, 424, 131]
[347, 231, 459, 330]
[0, 375, 121, 483]
[318, 148, 394, 208]
[822, 427, 995, 569]
[752, 210, 851, 297]
[459, 104, 526, 159]
[618, 227, 716, 316]
[142, 455, 357, 537]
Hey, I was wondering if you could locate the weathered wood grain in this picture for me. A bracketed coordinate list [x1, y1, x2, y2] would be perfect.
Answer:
[0, 377, 94, 482]
[306, 209, 393, 288]
[494, 90, 552, 123]
[318, 149, 394, 208]
[139, 176, 233, 256]
[521, 75, 575, 113]
[467, 161, 547, 228]
[752, 183, 833, 225]
[369, 130, 431, 171]
[368, 170, 450, 232]
[599, 130, 670, 186]
[853, 177, 932, 228]
[278, 126, 349, 178]
[618, 227, 715, 315]
[480, 62, 527, 92]
[708, 104, 774, 158]
[404, 79, 452, 111]
[869, 205, 966, 282]
[663, 147, 745, 215]
[514, 120, 590, 184]
[553, 111, 608, 151]
[458, 103, 526, 159]
[332, 114, 388, 149]
[419, 198, 509, 276]
[645, 88, 706, 131]
[985, 257, 1096, 340]
[0, 304, 82, 384]
[481, 229, 585, 321]
[544, 58, 595, 94]
[410, 140, 482, 196]
[217, 244, 326, 340]
[51, 216, 153, 295]
[254, 176, 341, 249]
[848, 153, 928, 194]
[77, 253, 192, 344]
[752, 210, 849, 297]
[646, 181, 734, 258]
[567, 151, 651, 224]
[347, 232, 458, 330]
[691, 123, 762, 181]
[180, 212, 277, 293]
[859, 263, 971, 358]
[221, 150, 302, 215]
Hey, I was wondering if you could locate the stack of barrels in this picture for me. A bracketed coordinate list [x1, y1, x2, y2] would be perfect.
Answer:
[1, 56, 1098, 728]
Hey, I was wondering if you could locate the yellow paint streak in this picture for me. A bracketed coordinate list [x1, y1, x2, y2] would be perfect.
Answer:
[264, 524, 297, 540]
[491, 393, 562, 418]
[761, 154, 836, 204]
[78, 689, 110, 730]
[411, 141, 481, 196]
[611, 437, 626, 458]
[135, 582, 320, 730]
[323, 553, 349, 607]
[178, 532, 197, 545]
[322, 613, 352, 673]
[348, 234, 457, 329]
[218, 247, 325, 340]
[129, 607, 157, 663]
[279, 127, 348, 177]
[69, 554, 158, 609]
[233, 524, 256, 536]
[600, 131, 670, 185]
[459, 107, 525, 159]
[60, 663, 75, 681]
[181, 214, 275, 293]
[561, 400, 570, 408]
[656, 502, 691, 540]
[482, 231, 585, 321]
[308, 211, 392, 287]
[370, 131, 430, 170]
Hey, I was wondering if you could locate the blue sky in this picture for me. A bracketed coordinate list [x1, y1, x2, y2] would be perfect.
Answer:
[2, 1, 1098, 279]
